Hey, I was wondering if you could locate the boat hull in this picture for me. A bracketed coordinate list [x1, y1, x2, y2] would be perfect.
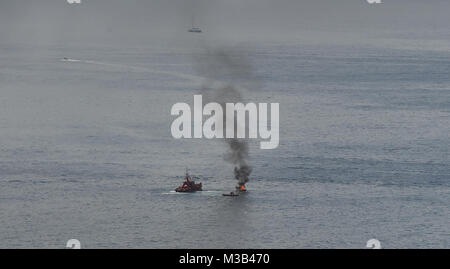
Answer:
[175, 183, 202, 192]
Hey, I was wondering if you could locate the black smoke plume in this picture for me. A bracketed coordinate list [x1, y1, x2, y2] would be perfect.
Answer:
[195, 49, 256, 189]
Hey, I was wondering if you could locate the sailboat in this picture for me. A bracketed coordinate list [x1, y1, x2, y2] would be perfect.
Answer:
[188, 27, 202, 33]
[188, 14, 202, 33]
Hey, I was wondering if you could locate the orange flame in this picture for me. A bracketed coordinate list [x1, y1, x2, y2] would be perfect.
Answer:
[240, 185, 246, 191]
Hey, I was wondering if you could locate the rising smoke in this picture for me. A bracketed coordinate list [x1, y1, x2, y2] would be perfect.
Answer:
[195, 49, 256, 189]
[228, 139, 252, 188]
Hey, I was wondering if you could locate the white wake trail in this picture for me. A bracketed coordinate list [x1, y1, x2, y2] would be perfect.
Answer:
[60, 57, 249, 92]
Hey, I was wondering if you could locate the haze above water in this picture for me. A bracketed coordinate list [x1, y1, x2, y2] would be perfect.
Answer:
[0, 1, 449, 248]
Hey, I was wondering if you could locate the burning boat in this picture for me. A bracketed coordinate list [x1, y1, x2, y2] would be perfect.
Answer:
[222, 192, 239, 197]
[237, 185, 247, 192]
[175, 169, 202, 192]
[223, 184, 247, 197]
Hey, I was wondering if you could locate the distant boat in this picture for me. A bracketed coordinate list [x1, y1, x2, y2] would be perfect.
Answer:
[61, 57, 80, 62]
[188, 27, 202, 33]
[188, 14, 202, 33]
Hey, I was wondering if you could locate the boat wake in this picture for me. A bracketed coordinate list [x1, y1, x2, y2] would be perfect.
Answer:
[60, 57, 203, 84]
[162, 190, 222, 195]
[59, 57, 249, 93]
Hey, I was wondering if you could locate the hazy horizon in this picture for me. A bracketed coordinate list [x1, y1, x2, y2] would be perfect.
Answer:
[1, 0, 450, 49]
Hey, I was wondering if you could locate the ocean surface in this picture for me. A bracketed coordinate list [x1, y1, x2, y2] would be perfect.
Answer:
[0, 40, 449, 248]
